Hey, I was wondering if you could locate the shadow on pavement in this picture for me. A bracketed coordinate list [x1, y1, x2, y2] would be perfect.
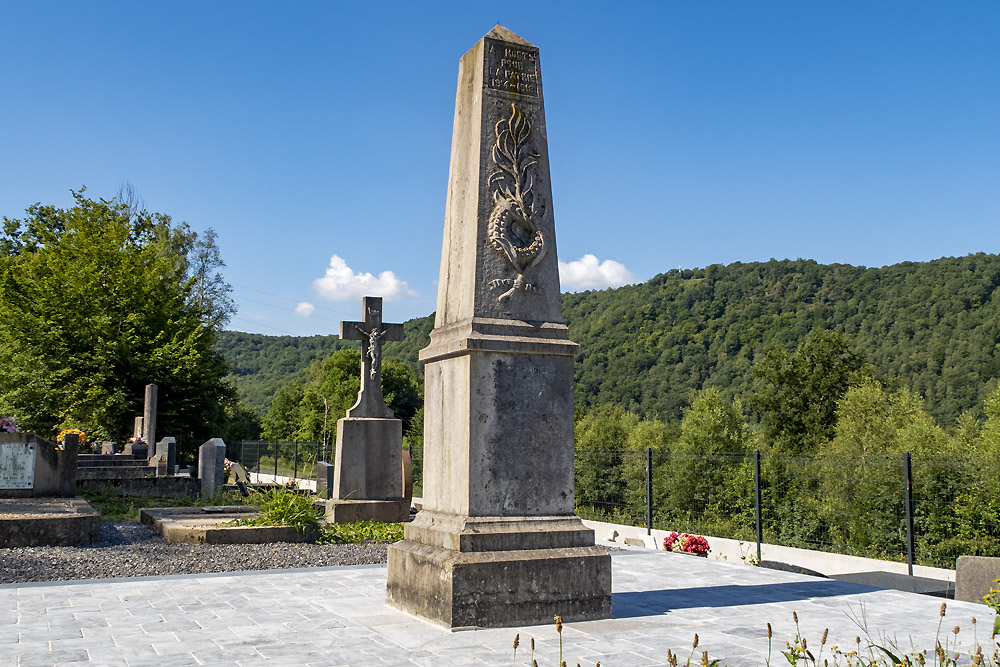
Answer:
[612, 579, 877, 617]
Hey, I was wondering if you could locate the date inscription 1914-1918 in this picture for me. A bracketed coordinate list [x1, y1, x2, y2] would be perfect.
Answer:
[485, 38, 539, 98]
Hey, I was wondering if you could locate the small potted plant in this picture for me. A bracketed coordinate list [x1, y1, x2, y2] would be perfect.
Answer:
[662, 531, 711, 557]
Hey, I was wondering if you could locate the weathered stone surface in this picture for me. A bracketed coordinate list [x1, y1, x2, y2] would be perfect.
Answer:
[956, 555, 1000, 604]
[316, 461, 334, 500]
[140, 507, 317, 545]
[156, 437, 177, 473]
[333, 418, 403, 500]
[198, 438, 226, 500]
[386, 542, 612, 628]
[386, 26, 611, 628]
[0, 432, 77, 498]
[142, 384, 158, 450]
[327, 298, 409, 524]
[326, 499, 409, 524]
[0, 498, 100, 547]
[339, 296, 404, 419]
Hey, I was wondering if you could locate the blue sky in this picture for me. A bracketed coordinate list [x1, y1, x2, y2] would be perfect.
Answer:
[2, 2, 997, 336]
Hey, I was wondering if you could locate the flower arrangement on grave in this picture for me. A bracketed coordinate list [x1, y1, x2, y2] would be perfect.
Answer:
[662, 531, 710, 556]
[285, 477, 298, 489]
[55, 428, 87, 447]
[0, 416, 19, 433]
[127, 436, 145, 445]
[224, 458, 236, 473]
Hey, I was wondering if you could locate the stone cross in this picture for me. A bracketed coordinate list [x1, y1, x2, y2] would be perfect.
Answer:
[339, 296, 403, 418]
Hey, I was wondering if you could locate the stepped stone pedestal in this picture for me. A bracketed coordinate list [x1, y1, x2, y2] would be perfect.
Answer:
[385, 26, 611, 628]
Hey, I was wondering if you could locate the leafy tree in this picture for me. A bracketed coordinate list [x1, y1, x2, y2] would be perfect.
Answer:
[817, 380, 949, 557]
[260, 382, 305, 441]
[0, 189, 242, 442]
[260, 348, 422, 444]
[751, 329, 872, 454]
[666, 388, 754, 531]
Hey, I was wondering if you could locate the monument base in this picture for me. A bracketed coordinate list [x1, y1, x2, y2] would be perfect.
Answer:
[385, 511, 612, 628]
[325, 498, 410, 523]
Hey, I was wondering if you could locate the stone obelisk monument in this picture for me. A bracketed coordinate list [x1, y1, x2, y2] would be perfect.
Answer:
[386, 26, 611, 628]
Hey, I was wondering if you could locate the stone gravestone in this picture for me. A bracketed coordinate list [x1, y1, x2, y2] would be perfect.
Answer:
[316, 461, 334, 501]
[123, 416, 143, 455]
[142, 384, 157, 454]
[198, 438, 226, 500]
[0, 432, 99, 546]
[327, 296, 409, 522]
[155, 437, 177, 474]
[386, 26, 612, 628]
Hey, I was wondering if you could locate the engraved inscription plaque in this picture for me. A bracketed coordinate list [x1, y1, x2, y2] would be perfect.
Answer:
[485, 37, 539, 97]
[0, 441, 35, 489]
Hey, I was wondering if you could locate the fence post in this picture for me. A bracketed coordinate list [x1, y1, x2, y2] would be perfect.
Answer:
[646, 447, 653, 535]
[294, 441, 299, 478]
[274, 442, 280, 480]
[754, 449, 762, 564]
[904, 452, 915, 576]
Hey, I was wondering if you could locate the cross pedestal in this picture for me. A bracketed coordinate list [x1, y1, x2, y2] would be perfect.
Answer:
[328, 296, 409, 523]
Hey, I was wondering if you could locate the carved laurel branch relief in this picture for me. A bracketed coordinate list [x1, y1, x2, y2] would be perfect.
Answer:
[487, 103, 547, 302]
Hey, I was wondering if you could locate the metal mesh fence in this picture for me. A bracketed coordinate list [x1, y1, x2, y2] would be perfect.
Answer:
[574, 448, 1000, 569]
[231, 441, 326, 480]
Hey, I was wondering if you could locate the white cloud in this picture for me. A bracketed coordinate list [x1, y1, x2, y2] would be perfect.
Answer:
[313, 254, 418, 302]
[558, 254, 636, 291]
[294, 301, 316, 317]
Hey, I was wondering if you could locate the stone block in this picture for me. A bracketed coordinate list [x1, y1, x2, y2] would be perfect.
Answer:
[333, 418, 403, 500]
[156, 437, 177, 473]
[956, 555, 1000, 604]
[0, 498, 100, 547]
[198, 438, 226, 500]
[0, 432, 78, 499]
[326, 499, 409, 524]
[386, 510, 610, 627]
[316, 461, 334, 501]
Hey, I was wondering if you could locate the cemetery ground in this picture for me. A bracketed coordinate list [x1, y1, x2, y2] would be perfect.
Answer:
[1, 548, 998, 666]
[0, 489, 400, 585]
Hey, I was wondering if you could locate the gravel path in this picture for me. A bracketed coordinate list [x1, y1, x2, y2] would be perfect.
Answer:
[0, 522, 389, 584]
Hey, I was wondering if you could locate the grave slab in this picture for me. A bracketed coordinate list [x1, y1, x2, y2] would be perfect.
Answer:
[0, 498, 99, 547]
[140, 506, 317, 545]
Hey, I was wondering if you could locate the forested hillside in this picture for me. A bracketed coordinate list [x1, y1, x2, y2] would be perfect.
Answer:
[219, 254, 1000, 424]
[217, 316, 433, 413]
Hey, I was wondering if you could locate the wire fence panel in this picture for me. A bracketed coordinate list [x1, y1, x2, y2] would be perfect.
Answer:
[574, 448, 1000, 569]
[233, 441, 321, 480]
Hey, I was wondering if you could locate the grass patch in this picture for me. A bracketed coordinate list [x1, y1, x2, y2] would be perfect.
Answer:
[230, 486, 322, 534]
[317, 520, 404, 544]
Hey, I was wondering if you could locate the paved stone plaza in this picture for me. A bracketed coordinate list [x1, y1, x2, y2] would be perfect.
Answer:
[1, 549, 993, 666]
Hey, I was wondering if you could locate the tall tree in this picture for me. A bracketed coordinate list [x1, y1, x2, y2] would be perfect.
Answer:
[751, 329, 872, 454]
[0, 189, 239, 441]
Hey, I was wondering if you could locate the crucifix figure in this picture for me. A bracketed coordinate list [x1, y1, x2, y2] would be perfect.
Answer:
[339, 296, 404, 418]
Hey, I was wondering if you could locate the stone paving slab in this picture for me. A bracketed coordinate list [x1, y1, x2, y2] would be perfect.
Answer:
[1, 551, 995, 666]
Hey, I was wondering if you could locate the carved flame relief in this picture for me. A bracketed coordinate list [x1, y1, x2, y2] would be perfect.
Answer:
[488, 103, 547, 301]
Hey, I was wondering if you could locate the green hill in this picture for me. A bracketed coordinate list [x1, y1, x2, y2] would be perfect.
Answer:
[219, 254, 1000, 424]
[217, 316, 433, 414]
